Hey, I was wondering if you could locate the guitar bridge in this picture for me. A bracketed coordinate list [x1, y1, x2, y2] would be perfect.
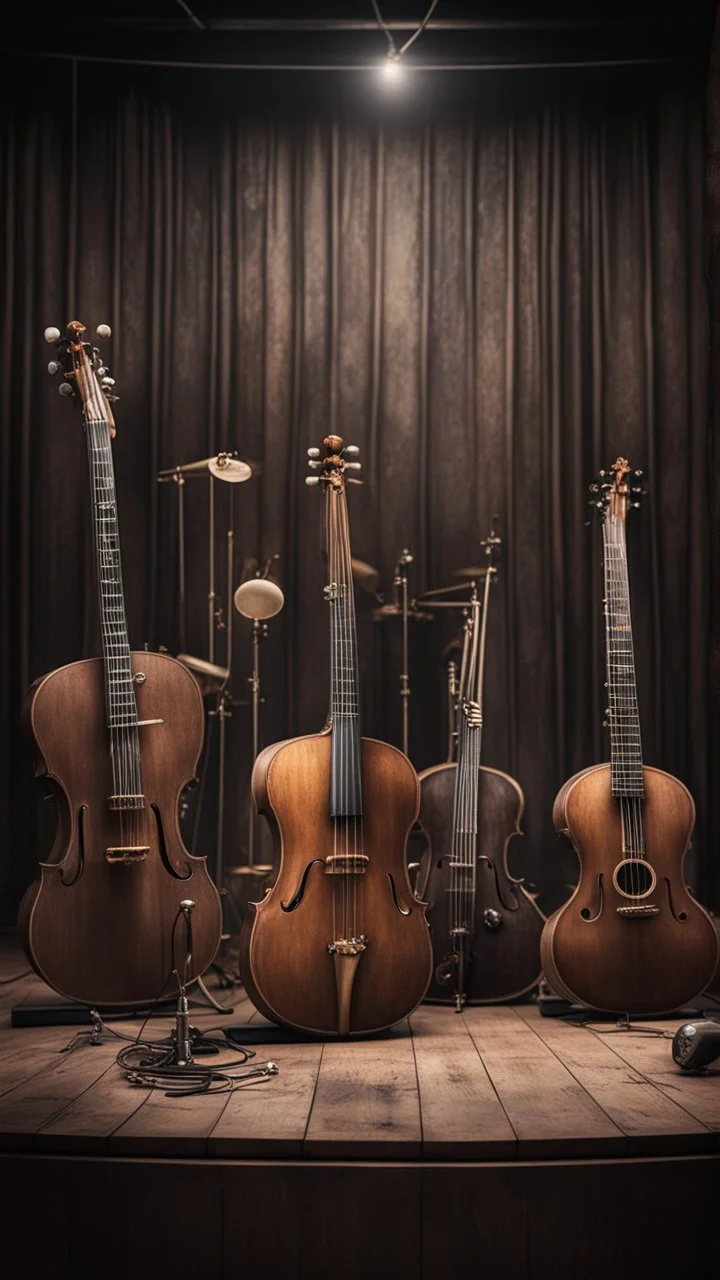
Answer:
[616, 903, 659, 918]
[105, 846, 150, 864]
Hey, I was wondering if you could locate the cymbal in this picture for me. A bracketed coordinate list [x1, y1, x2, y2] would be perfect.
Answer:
[157, 452, 258, 482]
[351, 558, 380, 595]
[451, 565, 490, 578]
[176, 653, 229, 694]
[372, 603, 432, 622]
[234, 577, 285, 621]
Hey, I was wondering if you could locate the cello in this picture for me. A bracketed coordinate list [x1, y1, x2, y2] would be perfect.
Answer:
[417, 521, 545, 1008]
[239, 435, 433, 1036]
[18, 321, 222, 1005]
[541, 459, 719, 1014]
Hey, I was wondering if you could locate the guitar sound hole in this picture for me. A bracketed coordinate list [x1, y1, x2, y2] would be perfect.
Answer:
[614, 859, 654, 898]
[580, 907, 591, 920]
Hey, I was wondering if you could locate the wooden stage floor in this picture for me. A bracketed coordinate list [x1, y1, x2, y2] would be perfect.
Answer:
[0, 933, 718, 1278]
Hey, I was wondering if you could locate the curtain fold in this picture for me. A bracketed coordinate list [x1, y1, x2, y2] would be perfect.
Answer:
[0, 60, 714, 920]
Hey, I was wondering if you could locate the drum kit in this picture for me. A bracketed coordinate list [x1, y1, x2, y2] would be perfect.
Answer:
[157, 451, 283, 926]
[157, 450, 494, 934]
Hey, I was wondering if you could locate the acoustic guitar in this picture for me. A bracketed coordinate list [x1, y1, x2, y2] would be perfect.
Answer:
[540, 458, 718, 1014]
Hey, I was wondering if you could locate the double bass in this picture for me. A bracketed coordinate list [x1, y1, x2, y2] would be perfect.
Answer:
[18, 321, 222, 1005]
[418, 521, 545, 1008]
[239, 436, 433, 1036]
[541, 459, 719, 1014]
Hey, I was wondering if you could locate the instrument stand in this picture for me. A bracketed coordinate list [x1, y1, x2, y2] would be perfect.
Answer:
[394, 549, 414, 758]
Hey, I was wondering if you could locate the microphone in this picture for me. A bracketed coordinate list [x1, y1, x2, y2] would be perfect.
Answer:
[671, 1019, 720, 1072]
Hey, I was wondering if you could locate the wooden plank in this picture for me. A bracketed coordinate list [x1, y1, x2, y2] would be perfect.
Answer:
[208, 1040, 323, 1157]
[409, 1005, 516, 1158]
[304, 1027, 422, 1158]
[0, 1045, 63, 1099]
[36, 1067, 152, 1154]
[514, 1006, 714, 1154]
[109, 1085, 232, 1157]
[586, 1021, 720, 1132]
[462, 1006, 626, 1156]
[0, 1041, 119, 1151]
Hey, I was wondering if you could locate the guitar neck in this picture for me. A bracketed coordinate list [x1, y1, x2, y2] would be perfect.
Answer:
[86, 417, 138, 732]
[602, 512, 643, 796]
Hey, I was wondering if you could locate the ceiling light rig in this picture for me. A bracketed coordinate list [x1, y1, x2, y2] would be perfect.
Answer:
[371, 0, 440, 83]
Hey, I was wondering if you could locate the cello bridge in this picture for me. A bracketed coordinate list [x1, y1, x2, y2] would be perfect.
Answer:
[105, 846, 150, 864]
[328, 935, 368, 956]
[325, 853, 369, 875]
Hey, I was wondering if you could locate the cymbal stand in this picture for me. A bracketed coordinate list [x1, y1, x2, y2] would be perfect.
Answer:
[393, 548, 414, 758]
[247, 617, 267, 868]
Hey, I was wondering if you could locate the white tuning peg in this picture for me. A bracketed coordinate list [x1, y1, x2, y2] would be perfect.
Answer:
[344, 445, 359, 456]
[47, 360, 61, 375]
[345, 461, 362, 471]
[101, 376, 115, 388]
[44, 327, 61, 344]
[307, 447, 320, 458]
[305, 476, 320, 487]
[96, 324, 112, 339]
[58, 383, 74, 397]
[308, 459, 322, 469]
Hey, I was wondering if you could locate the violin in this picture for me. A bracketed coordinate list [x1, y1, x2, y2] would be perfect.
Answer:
[239, 435, 433, 1036]
[541, 459, 719, 1014]
[18, 322, 222, 1005]
[417, 520, 545, 1008]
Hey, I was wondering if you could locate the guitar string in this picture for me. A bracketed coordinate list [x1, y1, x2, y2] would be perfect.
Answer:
[604, 503, 644, 899]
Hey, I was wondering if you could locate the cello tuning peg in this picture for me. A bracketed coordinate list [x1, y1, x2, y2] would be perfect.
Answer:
[307, 447, 321, 458]
[96, 366, 108, 378]
[101, 376, 115, 388]
[344, 445, 360, 456]
[96, 323, 112, 339]
[598, 469, 607, 477]
[305, 476, 321, 487]
[634, 469, 643, 477]
[47, 360, 61, 375]
[589, 483, 599, 492]
[58, 382, 74, 397]
[631, 501, 641, 509]
[44, 326, 61, 344]
[344, 461, 362, 471]
[308, 459, 322, 470]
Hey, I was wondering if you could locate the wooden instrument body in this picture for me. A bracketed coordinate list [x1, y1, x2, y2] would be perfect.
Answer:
[240, 731, 433, 1036]
[541, 763, 719, 1014]
[18, 651, 222, 1005]
[418, 761, 544, 1003]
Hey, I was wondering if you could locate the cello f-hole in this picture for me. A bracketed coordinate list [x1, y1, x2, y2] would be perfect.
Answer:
[280, 859, 325, 913]
[151, 803, 192, 881]
[61, 806, 86, 887]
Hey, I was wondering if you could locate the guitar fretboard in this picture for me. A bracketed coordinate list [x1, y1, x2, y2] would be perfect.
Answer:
[603, 512, 644, 797]
[327, 491, 363, 818]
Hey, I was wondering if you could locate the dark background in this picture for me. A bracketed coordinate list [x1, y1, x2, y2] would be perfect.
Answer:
[1, 3, 719, 926]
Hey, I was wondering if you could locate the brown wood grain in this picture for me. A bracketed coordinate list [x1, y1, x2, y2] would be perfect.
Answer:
[586, 1020, 720, 1133]
[410, 1005, 516, 1157]
[208, 1040, 323, 1157]
[514, 1006, 714, 1153]
[462, 1005, 627, 1156]
[304, 1029, 422, 1158]
[0, 1041, 119, 1150]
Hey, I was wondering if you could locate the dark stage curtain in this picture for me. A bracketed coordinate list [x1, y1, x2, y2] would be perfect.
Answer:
[0, 59, 715, 923]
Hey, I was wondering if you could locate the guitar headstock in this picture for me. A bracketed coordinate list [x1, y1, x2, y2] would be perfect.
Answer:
[305, 436, 362, 491]
[44, 321, 118, 436]
[589, 457, 646, 520]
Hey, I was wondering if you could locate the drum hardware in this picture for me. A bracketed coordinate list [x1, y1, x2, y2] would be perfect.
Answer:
[233, 559, 285, 873]
[671, 1018, 720, 1071]
[351, 558, 381, 597]
[371, 548, 433, 758]
[157, 450, 261, 1006]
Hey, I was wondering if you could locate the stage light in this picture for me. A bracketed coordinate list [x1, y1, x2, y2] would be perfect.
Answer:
[380, 52, 405, 84]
